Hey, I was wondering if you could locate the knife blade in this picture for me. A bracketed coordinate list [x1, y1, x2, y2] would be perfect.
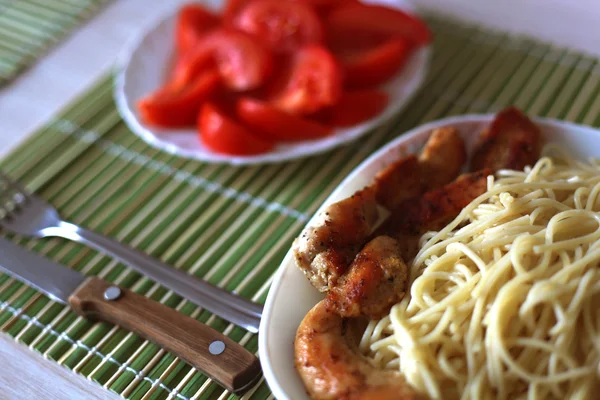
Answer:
[0, 237, 262, 394]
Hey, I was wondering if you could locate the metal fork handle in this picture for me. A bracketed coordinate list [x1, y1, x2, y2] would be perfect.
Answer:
[49, 221, 262, 333]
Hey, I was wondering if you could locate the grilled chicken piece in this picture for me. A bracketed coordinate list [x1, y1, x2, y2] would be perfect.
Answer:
[380, 169, 491, 260]
[471, 107, 541, 172]
[294, 188, 379, 292]
[419, 127, 467, 191]
[293, 128, 467, 293]
[373, 128, 466, 210]
[323, 171, 490, 318]
[384, 169, 491, 235]
[372, 155, 421, 210]
[295, 300, 424, 400]
[326, 236, 408, 319]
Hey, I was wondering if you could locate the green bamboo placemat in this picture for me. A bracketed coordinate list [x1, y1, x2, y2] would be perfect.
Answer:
[0, 0, 112, 85]
[2, 14, 600, 400]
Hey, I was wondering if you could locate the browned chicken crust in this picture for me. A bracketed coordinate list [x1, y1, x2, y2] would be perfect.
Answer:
[295, 301, 424, 400]
[373, 127, 466, 210]
[380, 170, 490, 262]
[324, 171, 489, 319]
[419, 127, 467, 191]
[326, 236, 408, 319]
[293, 129, 467, 294]
[372, 154, 422, 210]
[294, 188, 378, 292]
[383, 169, 491, 236]
[471, 107, 541, 172]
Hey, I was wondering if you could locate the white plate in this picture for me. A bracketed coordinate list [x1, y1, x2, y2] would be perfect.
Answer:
[258, 114, 600, 399]
[113, 0, 430, 165]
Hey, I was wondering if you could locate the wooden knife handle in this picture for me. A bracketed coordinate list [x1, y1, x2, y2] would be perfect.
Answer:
[69, 277, 262, 394]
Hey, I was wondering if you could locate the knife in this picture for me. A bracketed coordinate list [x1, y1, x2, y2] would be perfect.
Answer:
[0, 237, 262, 394]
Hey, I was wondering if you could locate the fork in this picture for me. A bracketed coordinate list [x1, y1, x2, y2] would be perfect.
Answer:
[0, 171, 262, 333]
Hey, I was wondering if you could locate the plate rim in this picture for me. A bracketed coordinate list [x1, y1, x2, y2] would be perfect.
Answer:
[258, 113, 600, 400]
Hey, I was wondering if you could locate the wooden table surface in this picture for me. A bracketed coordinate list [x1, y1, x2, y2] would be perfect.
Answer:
[0, 334, 120, 400]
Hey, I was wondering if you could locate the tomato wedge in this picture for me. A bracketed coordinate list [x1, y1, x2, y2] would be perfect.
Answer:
[175, 4, 220, 54]
[302, 0, 359, 16]
[138, 69, 221, 127]
[329, 89, 389, 127]
[302, 0, 358, 8]
[199, 102, 274, 155]
[233, 0, 323, 53]
[223, 0, 251, 25]
[340, 37, 412, 88]
[327, 4, 431, 47]
[172, 29, 273, 91]
[237, 97, 332, 141]
[271, 45, 342, 115]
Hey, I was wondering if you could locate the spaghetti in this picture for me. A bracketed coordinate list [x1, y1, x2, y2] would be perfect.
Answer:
[360, 146, 600, 399]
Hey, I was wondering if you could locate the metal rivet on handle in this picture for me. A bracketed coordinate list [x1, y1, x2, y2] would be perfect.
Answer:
[104, 286, 121, 301]
[209, 340, 226, 355]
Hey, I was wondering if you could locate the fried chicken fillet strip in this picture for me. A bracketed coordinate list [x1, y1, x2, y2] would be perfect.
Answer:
[295, 300, 424, 400]
[326, 170, 489, 319]
[373, 127, 465, 209]
[380, 169, 491, 261]
[293, 128, 466, 292]
[471, 106, 541, 172]
[418, 127, 467, 191]
[293, 187, 379, 292]
[325, 236, 408, 319]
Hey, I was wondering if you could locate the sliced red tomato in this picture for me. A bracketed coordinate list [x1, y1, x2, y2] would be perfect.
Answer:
[199, 102, 274, 155]
[138, 69, 221, 127]
[327, 4, 431, 47]
[271, 45, 342, 115]
[170, 50, 213, 88]
[329, 89, 389, 127]
[237, 97, 332, 141]
[233, 0, 324, 53]
[340, 37, 412, 88]
[301, 0, 359, 15]
[223, 0, 251, 25]
[302, 0, 357, 7]
[176, 4, 220, 54]
[172, 29, 273, 91]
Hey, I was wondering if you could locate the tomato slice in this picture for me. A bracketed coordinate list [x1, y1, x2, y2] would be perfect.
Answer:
[199, 102, 274, 155]
[233, 0, 323, 53]
[327, 4, 431, 47]
[339, 37, 412, 88]
[223, 0, 251, 25]
[271, 45, 342, 115]
[175, 4, 220, 54]
[170, 50, 213, 88]
[138, 69, 221, 128]
[329, 89, 389, 127]
[172, 29, 273, 91]
[302, 0, 357, 7]
[237, 97, 332, 141]
[301, 0, 359, 15]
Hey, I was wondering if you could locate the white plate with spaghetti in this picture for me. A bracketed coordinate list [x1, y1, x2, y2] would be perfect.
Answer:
[259, 113, 600, 399]
[113, 0, 430, 165]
